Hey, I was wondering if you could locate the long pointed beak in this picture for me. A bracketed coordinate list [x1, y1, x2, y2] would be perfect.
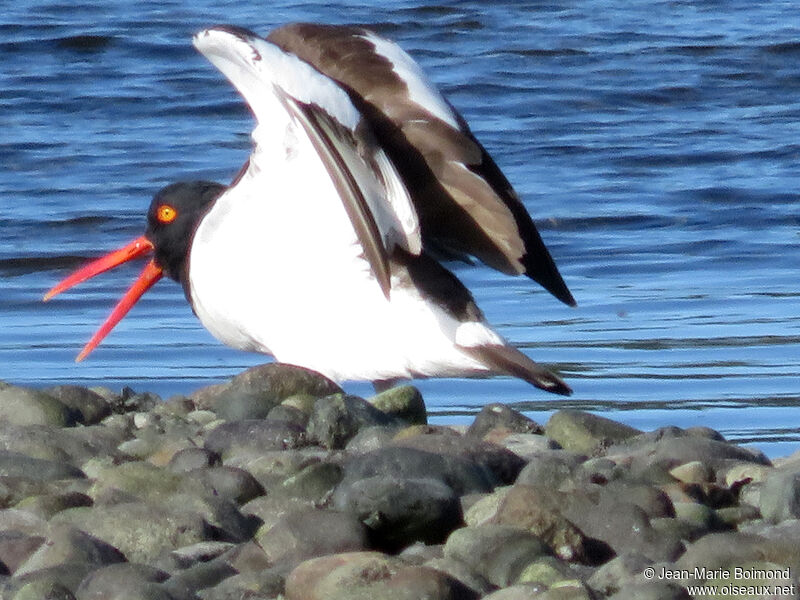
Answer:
[44, 236, 163, 361]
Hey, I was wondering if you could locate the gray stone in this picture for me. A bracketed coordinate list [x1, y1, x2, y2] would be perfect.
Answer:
[43, 385, 112, 425]
[545, 410, 641, 454]
[189, 466, 264, 505]
[284, 551, 479, 600]
[339, 446, 494, 496]
[163, 557, 237, 599]
[15, 491, 93, 520]
[467, 403, 542, 439]
[266, 404, 310, 428]
[74, 562, 170, 599]
[333, 475, 462, 551]
[256, 509, 368, 567]
[280, 461, 343, 503]
[51, 502, 214, 564]
[0, 531, 45, 575]
[515, 450, 586, 489]
[443, 524, 550, 587]
[191, 363, 342, 414]
[563, 490, 683, 563]
[369, 386, 427, 425]
[307, 394, 397, 449]
[759, 470, 800, 523]
[0, 385, 75, 427]
[0, 451, 85, 482]
[390, 434, 526, 487]
[203, 420, 307, 458]
[587, 553, 654, 596]
[167, 447, 221, 472]
[492, 484, 592, 563]
[609, 581, 690, 600]
[14, 525, 124, 576]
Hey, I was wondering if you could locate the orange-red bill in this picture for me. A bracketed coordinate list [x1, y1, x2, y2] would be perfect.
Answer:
[43, 235, 162, 361]
[44, 236, 155, 301]
[75, 258, 163, 362]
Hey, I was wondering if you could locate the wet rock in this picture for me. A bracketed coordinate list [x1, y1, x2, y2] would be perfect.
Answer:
[369, 385, 427, 425]
[307, 394, 397, 449]
[43, 385, 112, 426]
[191, 363, 342, 415]
[467, 403, 543, 439]
[333, 475, 462, 551]
[256, 508, 368, 567]
[545, 410, 641, 454]
[339, 446, 494, 496]
[443, 524, 550, 587]
[203, 420, 307, 459]
[0, 385, 75, 427]
[284, 551, 479, 600]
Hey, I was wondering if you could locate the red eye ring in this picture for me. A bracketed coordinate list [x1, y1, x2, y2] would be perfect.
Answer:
[157, 205, 177, 223]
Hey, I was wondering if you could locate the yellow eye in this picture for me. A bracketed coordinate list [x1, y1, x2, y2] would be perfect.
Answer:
[157, 205, 177, 223]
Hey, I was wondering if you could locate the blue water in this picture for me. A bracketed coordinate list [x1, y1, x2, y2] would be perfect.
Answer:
[2, 1, 799, 457]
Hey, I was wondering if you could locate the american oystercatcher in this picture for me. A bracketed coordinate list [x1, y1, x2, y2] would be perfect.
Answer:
[45, 24, 575, 395]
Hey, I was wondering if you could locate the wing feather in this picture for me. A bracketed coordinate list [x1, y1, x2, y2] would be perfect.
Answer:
[267, 23, 575, 306]
[193, 26, 422, 297]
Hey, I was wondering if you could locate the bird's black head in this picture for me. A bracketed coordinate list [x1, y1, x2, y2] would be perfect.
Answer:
[146, 181, 226, 284]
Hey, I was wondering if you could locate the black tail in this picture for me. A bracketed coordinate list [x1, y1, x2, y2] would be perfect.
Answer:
[461, 343, 572, 396]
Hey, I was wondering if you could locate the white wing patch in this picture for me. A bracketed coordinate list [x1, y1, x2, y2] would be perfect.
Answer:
[193, 27, 422, 287]
[360, 31, 461, 130]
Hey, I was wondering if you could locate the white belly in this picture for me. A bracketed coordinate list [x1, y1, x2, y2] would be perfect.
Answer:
[187, 140, 493, 383]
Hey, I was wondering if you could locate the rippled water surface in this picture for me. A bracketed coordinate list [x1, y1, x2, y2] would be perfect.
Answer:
[2, 1, 798, 456]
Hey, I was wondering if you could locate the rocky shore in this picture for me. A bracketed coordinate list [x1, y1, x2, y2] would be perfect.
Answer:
[0, 364, 798, 599]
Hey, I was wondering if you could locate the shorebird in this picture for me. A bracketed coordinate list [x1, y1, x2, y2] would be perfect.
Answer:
[45, 24, 575, 394]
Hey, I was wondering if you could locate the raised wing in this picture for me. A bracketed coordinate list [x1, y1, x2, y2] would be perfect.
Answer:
[268, 23, 575, 306]
[193, 26, 421, 297]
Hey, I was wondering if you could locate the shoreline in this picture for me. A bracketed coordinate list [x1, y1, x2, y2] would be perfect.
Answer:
[0, 363, 798, 599]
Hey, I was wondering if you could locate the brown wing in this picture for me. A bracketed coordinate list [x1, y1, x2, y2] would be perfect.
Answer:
[267, 23, 576, 307]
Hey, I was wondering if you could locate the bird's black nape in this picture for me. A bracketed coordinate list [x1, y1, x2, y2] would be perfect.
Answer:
[145, 181, 226, 286]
